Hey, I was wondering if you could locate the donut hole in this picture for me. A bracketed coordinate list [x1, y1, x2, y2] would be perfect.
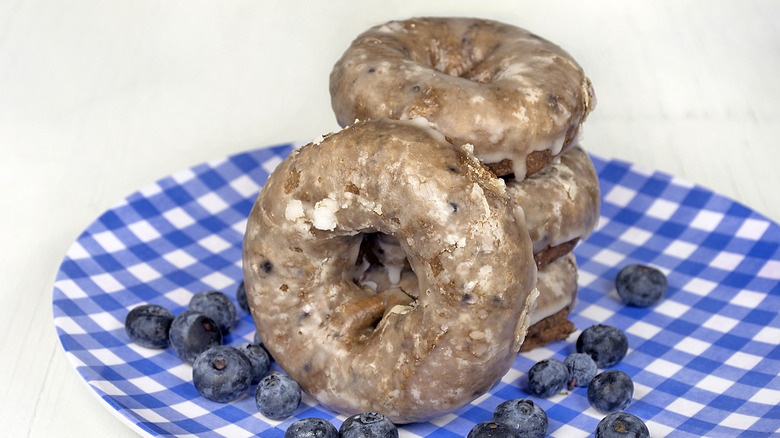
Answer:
[353, 232, 418, 298]
[406, 39, 498, 84]
[385, 21, 504, 83]
[332, 232, 420, 344]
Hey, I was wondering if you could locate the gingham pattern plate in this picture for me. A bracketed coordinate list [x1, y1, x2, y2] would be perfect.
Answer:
[53, 144, 780, 437]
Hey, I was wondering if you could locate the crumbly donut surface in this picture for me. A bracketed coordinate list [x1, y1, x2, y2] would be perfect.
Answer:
[242, 117, 538, 423]
[330, 17, 595, 178]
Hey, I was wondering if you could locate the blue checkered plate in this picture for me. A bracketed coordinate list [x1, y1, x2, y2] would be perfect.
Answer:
[53, 143, 780, 437]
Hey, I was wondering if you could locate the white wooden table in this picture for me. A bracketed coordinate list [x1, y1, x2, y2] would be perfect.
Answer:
[1, 1, 778, 436]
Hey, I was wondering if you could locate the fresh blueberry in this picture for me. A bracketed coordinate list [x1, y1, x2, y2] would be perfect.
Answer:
[234, 342, 270, 384]
[596, 411, 650, 437]
[285, 417, 338, 438]
[254, 331, 273, 361]
[588, 370, 634, 413]
[616, 264, 667, 307]
[255, 373, 301, 420]
[576, 325, 629, 368]
[564, 353, 598, 389]
[467, 421, 521, 438]
[168, 310, 223, 363]
[124, 304, 174, 348]
[492, 399, 547, 438]
[188, 290, 236, 334]
[236, 280, 250, 313]
[527, 358, 569, 398]
[192, 345, 252, 402]
[339, 413, 398, 438]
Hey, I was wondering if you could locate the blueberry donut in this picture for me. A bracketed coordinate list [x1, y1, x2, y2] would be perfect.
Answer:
[242, 117, 538, 423]
[330, 17, 595, 178]
[521, 252, 579, 351]
[507, 145, 601, 269]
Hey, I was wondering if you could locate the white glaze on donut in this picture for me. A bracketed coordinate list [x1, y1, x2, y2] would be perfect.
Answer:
[330, 17, 595, 178]
[507, 145, 601, 254]
[531, 252, 578, 325]
[242, 118, 538, 423]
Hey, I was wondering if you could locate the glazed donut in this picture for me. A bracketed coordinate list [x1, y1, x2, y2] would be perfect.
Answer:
[330, 17, 595, 178]
[507, 145, 601, 269]
[521, 252, 578, 351]
[242, 117, 538, 423]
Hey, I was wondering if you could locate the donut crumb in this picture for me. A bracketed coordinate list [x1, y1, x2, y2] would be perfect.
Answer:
[284, 168, 301, 193]
[345, 182, 360, 194]
[429, 256, 443, 277]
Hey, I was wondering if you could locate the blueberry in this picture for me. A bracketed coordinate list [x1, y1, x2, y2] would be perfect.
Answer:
[168, 310, 223, 363]
[254, 331, 273, 361]
[255, 373, 301, 420]
[124, 304, 174, 348]
[492, 399, 547, 438]
[588, 370, 634, 413]
[285, 417, 338, 438]
[576, 325, 629, 368]
[236, 280, 250, 312]
[234, 342, 270, 384]
[596, 412, 650, 437]
[189, 290, 236, 334]
[192, 345, 252, 402]
[616, 264, 667, 307]
[339, 413, 398, 438]
[527, 358, 569, 398]
[467, 421, 521, 438]
[564, 353, 598, 389]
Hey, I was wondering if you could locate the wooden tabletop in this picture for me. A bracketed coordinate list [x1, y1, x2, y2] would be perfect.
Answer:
[1, 1, 778, 437]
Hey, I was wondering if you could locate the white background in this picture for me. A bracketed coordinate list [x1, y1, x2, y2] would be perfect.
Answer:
[1, 1, 778, 436]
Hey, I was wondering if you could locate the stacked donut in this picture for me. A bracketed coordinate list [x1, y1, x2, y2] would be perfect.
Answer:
[243, 17, 599, 424]
[329, 17, 600, 350]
